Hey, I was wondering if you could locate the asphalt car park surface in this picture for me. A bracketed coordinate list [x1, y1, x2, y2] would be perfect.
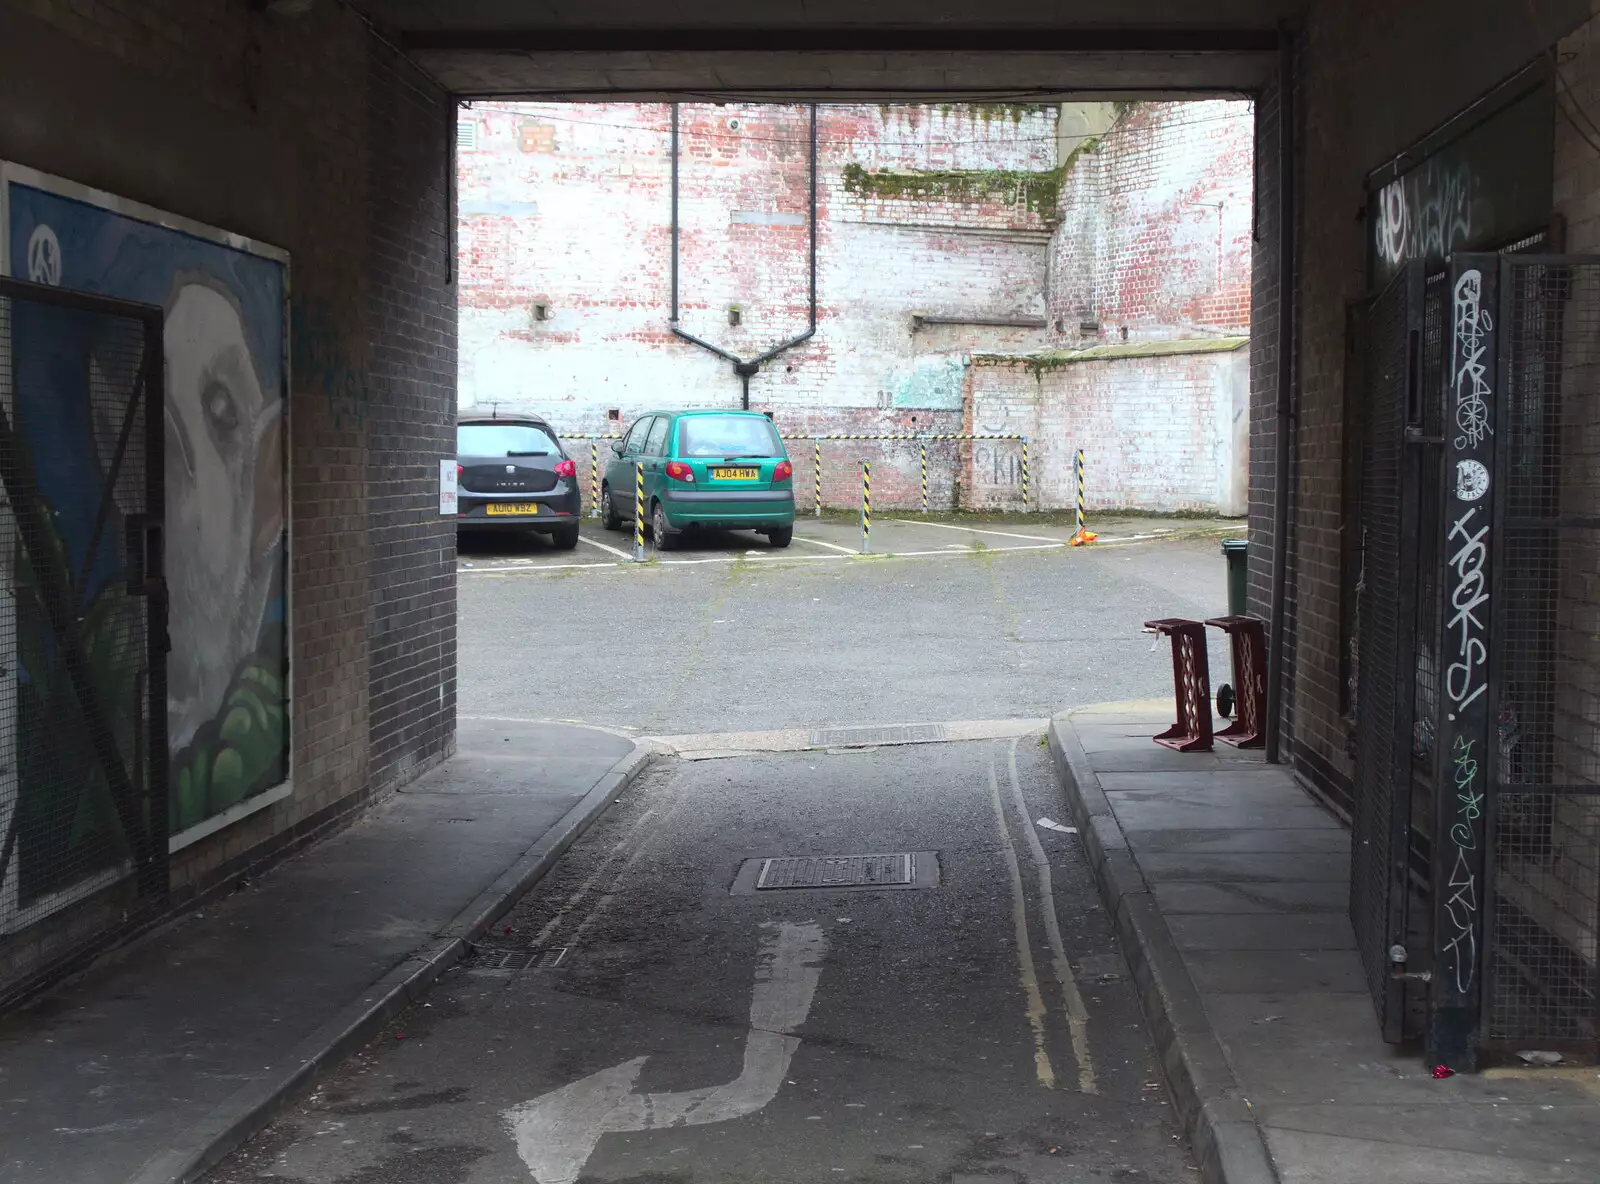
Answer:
[457, 515, 1237, 738]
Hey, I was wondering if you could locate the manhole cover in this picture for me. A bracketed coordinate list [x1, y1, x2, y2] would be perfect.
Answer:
[464, 945, 567, 971]
[757, 853, 914, 890]
[809, 723, 948, 748]
[732, 852, 939, 894]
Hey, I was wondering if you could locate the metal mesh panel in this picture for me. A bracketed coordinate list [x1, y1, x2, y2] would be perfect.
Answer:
[1412, 275, 1448, 774]
[1486, 258, 1600, 1050]
[0, 280, 165, 962]
[1351, 264, 1418, 1035]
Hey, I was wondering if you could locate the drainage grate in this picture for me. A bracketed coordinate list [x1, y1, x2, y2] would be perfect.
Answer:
[464, 945, 567, 971]
[733, 851, 939, 895]
[809, 723, 948, 748]
[757, 854, 914, 890]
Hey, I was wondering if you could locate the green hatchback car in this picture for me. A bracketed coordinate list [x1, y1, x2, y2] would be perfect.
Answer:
[601, 410, 796, 549]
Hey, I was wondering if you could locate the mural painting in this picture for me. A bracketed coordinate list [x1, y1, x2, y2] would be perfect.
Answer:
[2, 168, 290, 869]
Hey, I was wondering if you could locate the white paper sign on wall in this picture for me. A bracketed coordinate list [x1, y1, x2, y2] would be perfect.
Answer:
[439, 459, 458, 516]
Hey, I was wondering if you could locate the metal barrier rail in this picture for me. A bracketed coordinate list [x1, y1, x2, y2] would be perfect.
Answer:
[553, 430, 1034, 520]
[782, 432, 1031, 516]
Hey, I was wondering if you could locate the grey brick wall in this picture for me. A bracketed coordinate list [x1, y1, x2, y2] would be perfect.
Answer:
[1247, 41, 1304, 764]
[1259, 0, 1593, 809]
[0, 0, 457, 999]
[366, 39, 457, 792]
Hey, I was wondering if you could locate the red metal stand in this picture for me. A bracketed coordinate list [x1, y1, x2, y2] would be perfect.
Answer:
[1205, 615, 1268, 749]
[1144, 618, 1213, 752]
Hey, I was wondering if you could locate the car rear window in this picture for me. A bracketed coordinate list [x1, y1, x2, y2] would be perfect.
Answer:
[677, 415, 783, 458]
[458, 422, 561, 457]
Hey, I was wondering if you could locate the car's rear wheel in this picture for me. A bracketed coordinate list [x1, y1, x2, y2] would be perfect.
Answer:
[652, 502, 679, 551]
[767, 525, 793, 548]
[551, 523, 579, 551]
[600, 484, 622, 530]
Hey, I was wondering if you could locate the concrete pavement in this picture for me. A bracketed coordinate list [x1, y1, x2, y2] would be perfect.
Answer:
[209, 735, 1197, 1184]
[0, 720, 650, 1184]
[1049, 701, 1600, 1184]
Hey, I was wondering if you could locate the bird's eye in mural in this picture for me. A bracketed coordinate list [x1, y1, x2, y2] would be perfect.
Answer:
[202, 375, 241, 444]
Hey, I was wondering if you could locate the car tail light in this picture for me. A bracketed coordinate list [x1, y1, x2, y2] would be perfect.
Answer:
[456, 463, 463, 478]
[772, 459, 793, 482]
[554, 458, 577, 478]
[665, 460, 695, 482]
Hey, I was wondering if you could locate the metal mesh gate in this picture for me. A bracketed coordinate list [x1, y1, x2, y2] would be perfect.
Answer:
[0, 277, 167, 982]
[1485, 257, 1600, 1053]
[1350, 260, 1425, 1042]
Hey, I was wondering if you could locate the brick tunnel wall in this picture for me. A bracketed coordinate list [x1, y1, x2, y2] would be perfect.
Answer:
[1259, 0, 1592, 808]
[458, 99, 1254, 512]
[0, 0, 456, 996]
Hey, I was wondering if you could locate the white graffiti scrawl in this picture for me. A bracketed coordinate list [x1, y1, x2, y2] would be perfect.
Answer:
[1374, 162, 1476, 272]
[1441, 736, 1483, 992]
[1446, 505, 1489, 712]
[1451, 269, 1494, 450]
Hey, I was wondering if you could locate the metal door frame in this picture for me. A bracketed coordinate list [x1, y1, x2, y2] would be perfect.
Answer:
[1350, 259, 1427, 1043]
[0, 275, 167, 941]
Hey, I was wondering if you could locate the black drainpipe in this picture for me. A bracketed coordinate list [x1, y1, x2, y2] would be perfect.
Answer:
[1265, 30, 1296, 764]
[670, 102, 819, 409]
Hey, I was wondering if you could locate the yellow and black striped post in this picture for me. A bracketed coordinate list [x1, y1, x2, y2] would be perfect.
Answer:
[1070, 448, 1098, 546]
[860, 458, 871, 554]
[920, 442, 929, 513]
[589, 441, 600, 517]
[634, 461, 646, 561]
[1020, 437, 1030, 512]
[813, 437, 822, 517]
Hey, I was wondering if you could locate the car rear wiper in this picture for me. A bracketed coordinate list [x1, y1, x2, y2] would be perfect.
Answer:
[507, 451, 551, 457]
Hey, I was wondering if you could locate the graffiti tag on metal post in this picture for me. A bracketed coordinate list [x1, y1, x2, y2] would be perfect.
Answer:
[1430, 259, 1497, 1070]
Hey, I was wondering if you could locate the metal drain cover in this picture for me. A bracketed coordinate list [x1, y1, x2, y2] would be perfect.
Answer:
[758, 853, 913, 890]
[464, 945, 567, 972]
[809, 723, 948, 748]
[732, 852, 939, 894]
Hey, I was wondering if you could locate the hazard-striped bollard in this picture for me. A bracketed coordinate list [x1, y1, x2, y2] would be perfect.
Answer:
[634, 462, 646, 561]
[1020, 437, 1031, 513]
[860, 458, 871, 554]
[814, 438, 822, 517]
[1071, 448, 1097, 546]
[589, 441, 600, 517]
[920, 442, 929, 513]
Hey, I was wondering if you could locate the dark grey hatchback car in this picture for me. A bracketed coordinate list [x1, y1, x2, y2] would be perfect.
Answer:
[455, 410, 581, 549]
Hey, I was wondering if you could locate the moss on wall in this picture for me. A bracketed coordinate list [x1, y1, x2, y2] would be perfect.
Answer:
[884, 102, 1052, 124]
[840, 160, 1069, 215]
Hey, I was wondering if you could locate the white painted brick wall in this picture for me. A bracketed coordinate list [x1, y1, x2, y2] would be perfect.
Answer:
[458, 100, 1254, 512]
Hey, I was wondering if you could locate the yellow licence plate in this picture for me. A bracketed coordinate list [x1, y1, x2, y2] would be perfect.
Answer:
[710, 467, 760, 481]
[486, 503, 538, 515]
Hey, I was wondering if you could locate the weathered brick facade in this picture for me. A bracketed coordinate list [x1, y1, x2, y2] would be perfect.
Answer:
[459, 99, 1253, 512]
[0, 0, 456, 999]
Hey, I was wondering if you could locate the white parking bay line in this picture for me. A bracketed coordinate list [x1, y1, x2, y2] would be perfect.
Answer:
[577, 535, 634, 559]
[887, 518, 1062, 543]
[460, 561, 618, 574]
[790, 534, 858, 554]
